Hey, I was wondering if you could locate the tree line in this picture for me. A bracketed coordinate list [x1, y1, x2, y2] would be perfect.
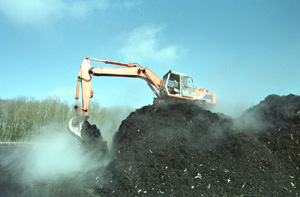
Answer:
[0, 96, 133, 142]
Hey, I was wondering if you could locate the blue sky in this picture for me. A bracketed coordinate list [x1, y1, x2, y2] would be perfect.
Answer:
[0, 0, 299, 116]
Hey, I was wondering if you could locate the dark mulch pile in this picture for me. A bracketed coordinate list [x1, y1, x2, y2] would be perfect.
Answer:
[0, 94, 299, 196]
[96, 94, 300, 196]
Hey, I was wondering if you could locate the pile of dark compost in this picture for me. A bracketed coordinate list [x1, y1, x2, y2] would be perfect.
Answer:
[0, 94, 299, 196]
[97, 94, 300, 196]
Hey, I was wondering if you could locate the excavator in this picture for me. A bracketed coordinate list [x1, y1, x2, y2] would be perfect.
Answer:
[68, 57, 216, 143]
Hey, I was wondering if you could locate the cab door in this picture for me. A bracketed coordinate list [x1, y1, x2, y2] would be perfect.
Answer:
[181, 76, 195, 98]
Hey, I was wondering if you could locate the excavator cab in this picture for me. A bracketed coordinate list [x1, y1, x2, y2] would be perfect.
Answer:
[160, 70, 196, 99]
[158, 70, 216, 105]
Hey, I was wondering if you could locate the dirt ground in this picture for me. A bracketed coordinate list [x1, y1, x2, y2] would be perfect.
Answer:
[0, 94, 299, 196]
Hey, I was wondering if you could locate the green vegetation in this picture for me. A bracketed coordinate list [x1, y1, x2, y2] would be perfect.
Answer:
[0, 96, 133, 142]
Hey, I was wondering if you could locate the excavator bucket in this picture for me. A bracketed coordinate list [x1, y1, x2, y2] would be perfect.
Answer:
[68, 115, 109, 161]
[68, 116, 85, 142]
[68, 115, 101, 143]
[68, 115, 108, 152]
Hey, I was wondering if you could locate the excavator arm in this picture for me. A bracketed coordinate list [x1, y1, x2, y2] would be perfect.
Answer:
[74, 57, 162, 117]
[68, 57, 162, 142]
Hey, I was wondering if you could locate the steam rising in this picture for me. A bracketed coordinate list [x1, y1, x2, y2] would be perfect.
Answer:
[0, 105, 132, 195]
[4, 124, 108, 184]
[23, 131, 85, 180]
[2, 106, 132, 188]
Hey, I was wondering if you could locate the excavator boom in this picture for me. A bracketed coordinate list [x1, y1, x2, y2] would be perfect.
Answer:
[74, 57, 162, 117]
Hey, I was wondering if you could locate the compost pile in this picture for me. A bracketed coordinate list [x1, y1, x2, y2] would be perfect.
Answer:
[1, 94, 299, 196]
[96, 94, 300, 196]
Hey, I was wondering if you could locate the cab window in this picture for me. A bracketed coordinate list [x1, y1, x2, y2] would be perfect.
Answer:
[182, 76, 194, 88]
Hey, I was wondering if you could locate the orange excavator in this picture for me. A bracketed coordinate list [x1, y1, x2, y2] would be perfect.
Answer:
[68, 57, 216, 142]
